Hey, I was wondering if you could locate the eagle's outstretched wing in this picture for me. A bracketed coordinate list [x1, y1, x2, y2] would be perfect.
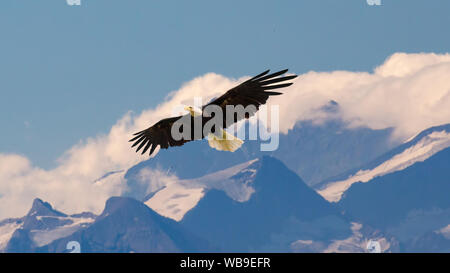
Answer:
[202, 69, 297, 128]
[129, 116, 190, 156]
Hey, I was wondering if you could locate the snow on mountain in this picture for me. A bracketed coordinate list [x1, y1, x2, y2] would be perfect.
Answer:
[0, 220, 22, 252]
[317, 124, 450, 202]
[323, 222, 399, 253]
[30, 216, 94, 247]
[336, 144, 450, 252]
[291, 222, 399, 253]
[145, 186, 204, 222]
[24, 199, 96, 248]
[321, 223, 377, 253]
[2, 198, 96, 252]
[144, 159, 259, 221]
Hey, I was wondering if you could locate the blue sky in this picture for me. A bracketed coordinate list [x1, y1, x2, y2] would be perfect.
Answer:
[1, 0, 449, 169]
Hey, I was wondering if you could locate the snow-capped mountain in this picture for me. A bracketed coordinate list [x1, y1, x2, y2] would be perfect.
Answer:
[38, 197, 213, 253]
[129, 156, 341, 223]
[174, 156, 399, 252]
[1, 198, 95, 252]
[337, 145, 450, 251]
[176, 156, 352, 251]
[141, 158, 260, 221]
[317, 124, 450, 202]
[1, 197, 213, 253]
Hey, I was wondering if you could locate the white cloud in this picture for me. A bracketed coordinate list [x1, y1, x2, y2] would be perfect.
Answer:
[1, 52, 450, 219]
[268, 52, 450, 140]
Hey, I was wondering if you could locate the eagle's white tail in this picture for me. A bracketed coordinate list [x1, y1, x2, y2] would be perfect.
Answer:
[207, 129, 244, 152]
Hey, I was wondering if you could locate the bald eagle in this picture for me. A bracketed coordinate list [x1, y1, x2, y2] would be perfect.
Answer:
[129, 69, 297, 156]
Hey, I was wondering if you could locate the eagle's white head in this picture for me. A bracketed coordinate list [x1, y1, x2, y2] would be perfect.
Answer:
[184, 106, 202, 117]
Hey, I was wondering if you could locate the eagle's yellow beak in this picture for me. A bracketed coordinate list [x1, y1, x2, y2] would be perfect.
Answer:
[184, 106, 201, 117]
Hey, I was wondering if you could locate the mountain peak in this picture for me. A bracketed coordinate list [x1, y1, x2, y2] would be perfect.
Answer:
[100, 196, 163, 222]
[27, 198, 66, 218]
[180, 155, 347, 251]
[143, 155, 329, 222]
[37, 196, 214, 253]
[102, 196, 142, 214]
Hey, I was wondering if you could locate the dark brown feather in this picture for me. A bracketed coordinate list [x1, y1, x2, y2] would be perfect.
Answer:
[203, 69, 297, 128]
